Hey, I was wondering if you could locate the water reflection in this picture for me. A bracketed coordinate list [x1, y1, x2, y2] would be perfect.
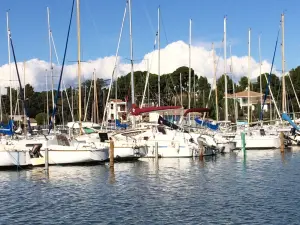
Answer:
[281, 151, 286, 164]
[109, 166, 115, 184]
[1, 152, 300, 224]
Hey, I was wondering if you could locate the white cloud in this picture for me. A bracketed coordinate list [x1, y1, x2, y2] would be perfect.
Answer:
[0, 40, 279, 93]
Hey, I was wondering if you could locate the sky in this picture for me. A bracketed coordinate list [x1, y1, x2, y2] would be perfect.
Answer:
[0, 0, 299, 92]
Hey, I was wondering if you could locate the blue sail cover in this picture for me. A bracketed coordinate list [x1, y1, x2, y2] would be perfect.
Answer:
[0, 120, 14, 136]
[116, 119, 128, 129]
[282, 113, 300, 131]
[195, 117, 219, 131]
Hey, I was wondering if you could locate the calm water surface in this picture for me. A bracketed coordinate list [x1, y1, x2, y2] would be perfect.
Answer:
[0, 149, 300, 224]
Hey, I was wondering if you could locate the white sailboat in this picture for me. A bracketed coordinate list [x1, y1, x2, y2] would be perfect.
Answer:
[28, 0, 109, 166]
[67, 121, 147, 160]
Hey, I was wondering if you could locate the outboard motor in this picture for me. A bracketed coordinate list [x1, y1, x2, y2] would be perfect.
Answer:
[291, 127, 296, 136]
[197, 135, 219, 156]
[29, 144, 43, 158]
[260, 128, 266, 136]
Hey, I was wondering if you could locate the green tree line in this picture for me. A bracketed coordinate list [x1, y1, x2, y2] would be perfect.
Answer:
[1, 65, 299, 124]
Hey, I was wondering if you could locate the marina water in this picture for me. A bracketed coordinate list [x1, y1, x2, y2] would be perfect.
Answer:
[0, 150, 299, 224]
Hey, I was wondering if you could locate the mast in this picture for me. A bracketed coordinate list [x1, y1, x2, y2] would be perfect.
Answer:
[76, 0, 82, 133]
[115, 69, 117, 105]
[188, 19, 192, 126]
[230, 44, 237, 124]
[93, 69, 97, 123]
[247, 28, 251, 125]
[61, 89, 64, 128]
[6, 11, 12, 120]
[84, 84, 86, 117]
[71, 86, 74, 121]
[148, 68, 150, 106]
[158, 6, 160, 106]
[101, 2, 127, 129]
[212, 43, 219, 122]
[23, 62, 26, 134]
[259, 34, 263, 119]
[128, 0, 135, 126]
[47, 7, 55, 130]
[224, 16, 228, 121]
[281, 13, 286, 113]
[193, 66, 196, 107]
[188, 19, 192, 110]
[46, 69, 49, 125]
[180, 73, 183, 107]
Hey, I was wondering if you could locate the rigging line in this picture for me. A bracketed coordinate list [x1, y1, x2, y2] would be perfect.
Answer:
[141, 33, 159, 107]
[159, 8, 169, 44]
[101, 1, 127, 129]
[260, 22, 281, 121]
[49, 0, 75, 134]
[9, 33, 32, 134]
[83, 81, 93, 121]
[140, 1, 156, 37]
[50, 32, 74, 122]
[286, 68, 300, 110]
[166, 37, 216, 107]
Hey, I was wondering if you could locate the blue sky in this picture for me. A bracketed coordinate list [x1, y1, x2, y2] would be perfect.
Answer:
[0, 0, 299, 73]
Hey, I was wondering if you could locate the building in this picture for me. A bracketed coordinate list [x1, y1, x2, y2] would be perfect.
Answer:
[226, 89, 271, 111]
[106, 99, 127, 121]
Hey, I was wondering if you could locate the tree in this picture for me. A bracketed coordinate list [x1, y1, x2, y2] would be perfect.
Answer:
[35, 112, 47, 125]
[3, 65, 300, 124]
[216, 74, 235, 121]
[238, 76, 249, 91]
[197, 76, 211, 107]
[25, 84, 34, 98]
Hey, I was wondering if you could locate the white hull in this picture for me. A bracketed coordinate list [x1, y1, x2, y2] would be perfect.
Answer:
[40, 147, 109, 165]
[289, 135, 300, 146]
[0, 150, 30, 167]
[217, 142, 236, 153]
[234, 135, 280, 149]
[113, 146, 147, 159]
[77, 134, 147, 160]
[144, 141, 196, 158]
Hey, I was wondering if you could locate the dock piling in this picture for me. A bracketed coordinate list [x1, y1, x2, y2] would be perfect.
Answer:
[280, 132, 284, 153]
[109, 138, 114, 167]
[199, 141, 204, 160]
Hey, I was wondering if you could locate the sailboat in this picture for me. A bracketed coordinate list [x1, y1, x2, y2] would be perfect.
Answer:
[232, 19, 288, 150]
[28, 0, 109, 166]
[75, 0, 148, 161]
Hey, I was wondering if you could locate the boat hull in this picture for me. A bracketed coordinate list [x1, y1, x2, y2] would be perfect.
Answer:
[144, 141, 196, 158]
[234, 135, 280, 149]
[40, 147, 109, 165]
[0, 150, 30, 167]
[113, 146, 147, 160]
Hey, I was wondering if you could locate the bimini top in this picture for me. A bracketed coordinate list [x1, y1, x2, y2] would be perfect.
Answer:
[131, 106, 182, 116]
[183, 108, 210, 116]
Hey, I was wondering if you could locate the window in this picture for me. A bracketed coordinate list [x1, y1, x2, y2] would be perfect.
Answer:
[120, 105, 126, 111]
[111, 104, 114, 109]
